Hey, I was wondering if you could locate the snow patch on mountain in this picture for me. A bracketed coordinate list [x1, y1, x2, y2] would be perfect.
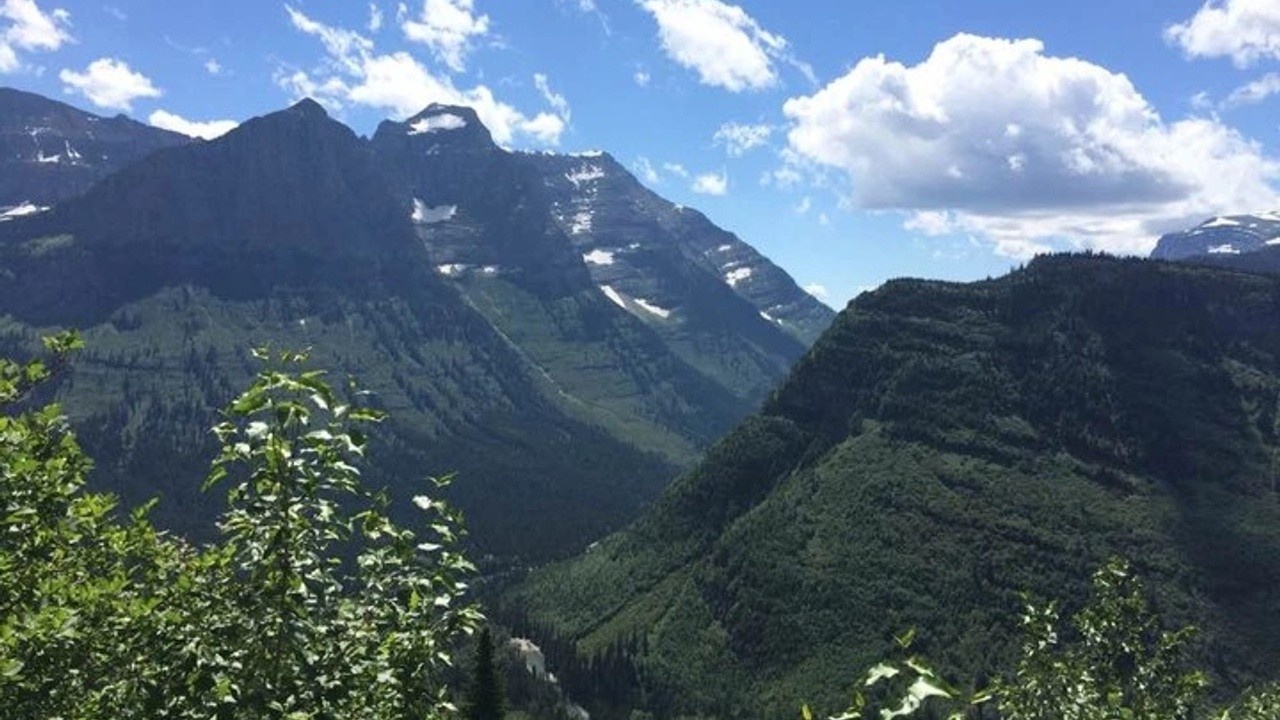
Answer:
[582, 249, 614, 265]
[1208, 244, 1240, 254]
[599, 285, 627, 310]
[566, 164, 606, 187]
[437, 263, 468, 277]
[412, 199, 457, 224]
[1202, 217, 1241, 229]
[408, 113, 467, 134]
[725, 267, 753, 287]
[634, 298, 672, 319]
[569, 210, 593, 235]
[0, 202, 50, 221]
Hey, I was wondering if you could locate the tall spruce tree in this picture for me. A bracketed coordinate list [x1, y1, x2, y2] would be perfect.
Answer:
[466, 626, 506, 720]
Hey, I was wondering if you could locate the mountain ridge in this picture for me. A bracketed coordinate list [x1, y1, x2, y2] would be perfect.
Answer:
[0, 86, 189, 211]
[0, 89, 833, 560]
[511, 253, 1280, 718]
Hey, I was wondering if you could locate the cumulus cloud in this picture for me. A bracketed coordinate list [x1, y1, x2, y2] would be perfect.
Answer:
[204, 58, 222, 75]
[1, 0, 71, 73]
[148, 109, 237, 139]
[1166, 0, 1280, 67]
[368, 2, 383, 32]
[782, 33, 1280, 257]
[399, 0, 489, 72]
[637, 0, 801, 92]
[60, 57, 161, 111]
[713, 121, 771, 156]
[281, 5, 565, 146]
[691, 169, 727, 195]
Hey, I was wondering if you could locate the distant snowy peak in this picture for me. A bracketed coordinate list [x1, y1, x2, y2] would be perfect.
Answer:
[1151, 212, 1280, 261]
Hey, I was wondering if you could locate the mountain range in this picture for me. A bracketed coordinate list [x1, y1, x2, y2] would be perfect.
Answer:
[0, 88, 832, 561]
[511, 253, 1280, 719]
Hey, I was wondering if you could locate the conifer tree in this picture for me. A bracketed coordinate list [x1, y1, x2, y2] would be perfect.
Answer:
[466, 625, 506, 720]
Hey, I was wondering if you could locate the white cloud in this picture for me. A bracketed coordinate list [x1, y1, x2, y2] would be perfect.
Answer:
[282, 6, 564, 146]
[59, 57, 161, 111]
[399, 0, 489, 72]
[633, 156, 659, 184]
[637, 0, 796, 92]
[1166, 0, 1280, 67]
[534, 72, 570, 123]
[691, 169, 727, 195]
[0, 0, 72, 73]
[794, 196, 811, 214]
[663, 161, 688, 177]
[634, 68, 650, 87]
[204, 58, 222, 75]
[148, 109, 237, 139]
[803, 282, 828, 299]
[368, 2, 383, 32]
[1227, 72, 1280, 106]
[713, 121, 771, 156]
[782, 33, 1280, 257]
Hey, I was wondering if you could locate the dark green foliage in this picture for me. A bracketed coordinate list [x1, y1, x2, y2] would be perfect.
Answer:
[512, 255, 1280, 719]
[466, 626, 506, 720]
[830, 559, 1274, 720]
[0, 342, 481, 718]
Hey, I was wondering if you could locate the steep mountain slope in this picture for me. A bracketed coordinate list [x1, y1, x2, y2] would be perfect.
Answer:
[511, 254, 1280, 719]
[1151, 213, 1280, 260]
[0, 95, 827, 561]
[0, 100, 675, 560]
[522, 150, 832, 345]
[0, 86, 188, 210]
[368, 105, 831, 462]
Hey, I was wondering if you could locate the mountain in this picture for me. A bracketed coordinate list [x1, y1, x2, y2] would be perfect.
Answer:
[1150, 213, 1280, 260]
[0, 87, 188, 211]
[510, 254, 1280, 719]
[522, 150, 832, 345]
[0, 95, 831, 561]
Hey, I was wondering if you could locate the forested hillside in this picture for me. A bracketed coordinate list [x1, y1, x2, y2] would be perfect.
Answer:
[511, 254, 1280, 719]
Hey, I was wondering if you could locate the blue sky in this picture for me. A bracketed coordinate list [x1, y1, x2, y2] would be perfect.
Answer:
[3, 0, 1280, 307]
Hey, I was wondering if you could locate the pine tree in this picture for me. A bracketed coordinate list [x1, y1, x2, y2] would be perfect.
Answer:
[466, 625, 506, 720]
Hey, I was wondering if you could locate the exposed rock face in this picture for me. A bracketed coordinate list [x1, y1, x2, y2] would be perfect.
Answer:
[0, 87, 188, 209]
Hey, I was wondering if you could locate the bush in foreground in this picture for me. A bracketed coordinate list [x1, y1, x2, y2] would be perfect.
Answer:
[0, 340, 480, 719]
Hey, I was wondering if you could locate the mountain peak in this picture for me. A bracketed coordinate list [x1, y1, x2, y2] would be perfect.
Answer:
[375, 103, 496, 149]
[1151, 211, 1280, 260]
[286, 97, 330, 120]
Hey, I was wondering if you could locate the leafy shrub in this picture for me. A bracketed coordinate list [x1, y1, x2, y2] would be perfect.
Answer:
[0, 341, 480, 718]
